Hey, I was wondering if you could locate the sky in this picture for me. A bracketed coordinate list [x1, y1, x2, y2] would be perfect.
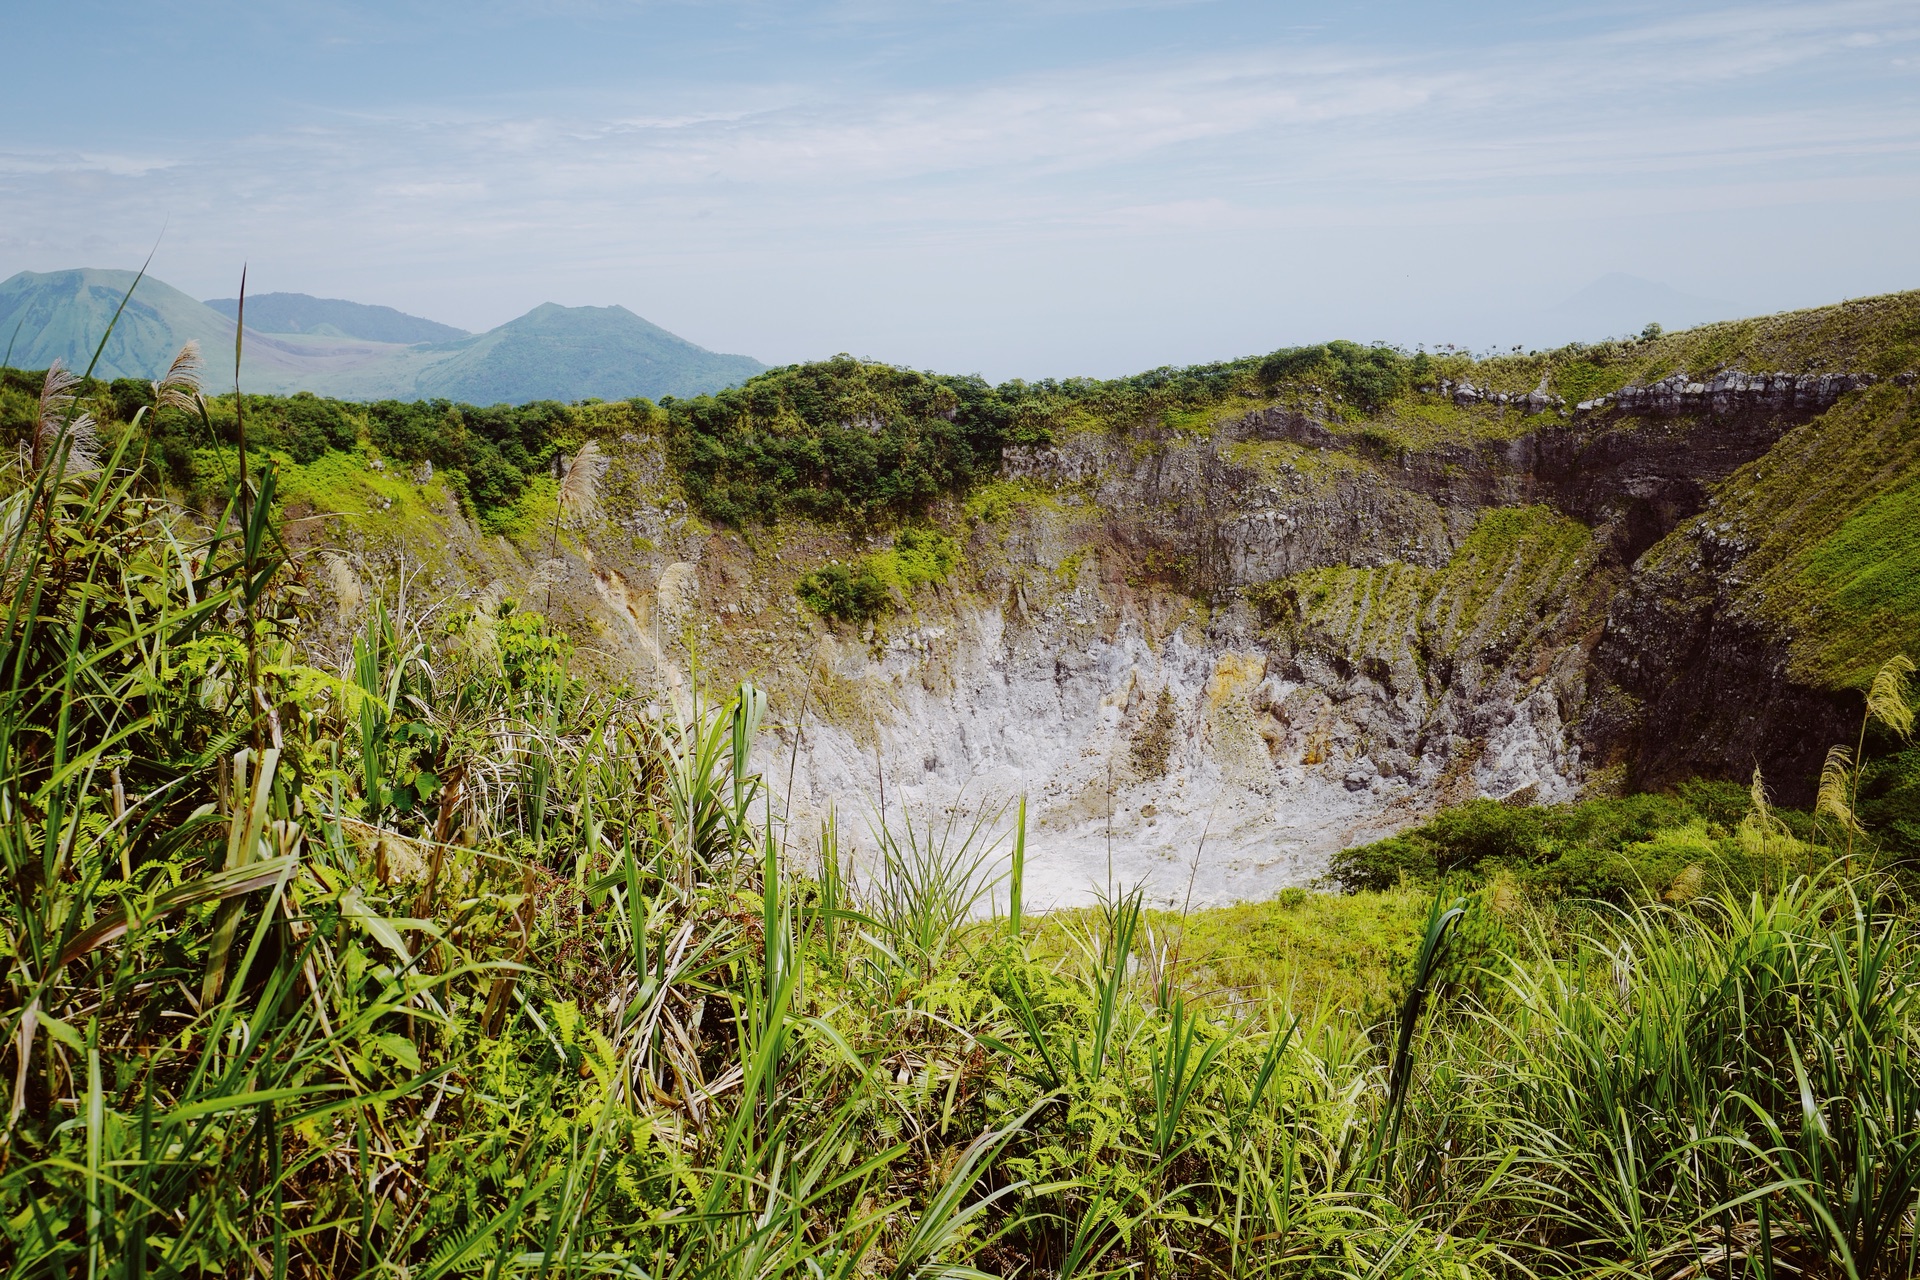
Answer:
[3, 0, 1918, 379]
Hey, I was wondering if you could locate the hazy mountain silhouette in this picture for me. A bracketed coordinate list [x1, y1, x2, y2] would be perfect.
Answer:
[0, 268, 765, 403]
[205, 292, 469, 345]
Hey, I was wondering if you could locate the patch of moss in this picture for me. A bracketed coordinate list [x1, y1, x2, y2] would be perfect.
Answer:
[1793, 481, 1920, 682]
[1551, 360, 1611, 404]
[1160, 394, 1270, 437]
[486, 473, 559, 542]
[1424, 506, 1591, 655]
[271, 450, 460, 547]
[1260, 561, 1430, 660]
[1621, 291, 1920, 381]
[1222, 439, 1370, 489]
[1354, 398, 1558, 451]
[964, 478, 1064, 525]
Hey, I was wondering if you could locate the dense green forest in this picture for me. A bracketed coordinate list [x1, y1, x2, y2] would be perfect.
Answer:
[3, 305, 1920, 1276]
[0, 336, 1461, 536]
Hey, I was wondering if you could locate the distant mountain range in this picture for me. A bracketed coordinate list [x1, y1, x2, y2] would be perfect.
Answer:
[0, 268, 766, 404]
[205, 292, 471, 345]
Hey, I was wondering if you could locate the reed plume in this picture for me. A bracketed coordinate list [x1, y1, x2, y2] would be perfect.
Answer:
[27, 359, 97, 474]
[151, 340, 205, 413]
[558, 439, 604, 524]
[1867, 653, 1916, 739]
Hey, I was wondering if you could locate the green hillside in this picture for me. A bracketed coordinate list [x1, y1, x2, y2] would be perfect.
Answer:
[0, 268, 237, 381]
[205, 290, 469, 343]
[372, 302, 768, 404]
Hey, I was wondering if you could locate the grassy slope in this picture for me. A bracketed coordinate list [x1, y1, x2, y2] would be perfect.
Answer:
[1628, 381, 1920, 687]
[1328, 289, 1920, 452]
[1148, 886, 1427, 1017]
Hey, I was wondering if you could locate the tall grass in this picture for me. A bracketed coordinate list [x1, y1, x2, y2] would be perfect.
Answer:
[5, 311, 1920, 1275]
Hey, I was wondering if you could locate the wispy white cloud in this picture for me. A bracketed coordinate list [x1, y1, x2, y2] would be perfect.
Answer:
[0, 149, 180, 178]
[1, 0, 1916, 372]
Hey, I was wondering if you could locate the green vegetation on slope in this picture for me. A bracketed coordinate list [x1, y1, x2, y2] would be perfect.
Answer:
[1623, 381, 1920, 689]
[1250, 504, 1596, 670]
[1145, 884, 1428, 1018]
[0, 368, 653, 539]
[795, 526, 960, 624]
[664, 356, 1034, 525]
[664, 342, 1443, 524]
[1328, 784, 1799, 898]
[9, 415, 1920, 1276]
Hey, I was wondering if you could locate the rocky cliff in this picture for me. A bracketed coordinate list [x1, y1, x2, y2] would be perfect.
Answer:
[287, 292, 1920, 909]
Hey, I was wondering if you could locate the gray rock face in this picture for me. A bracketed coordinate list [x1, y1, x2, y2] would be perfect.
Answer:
[766, 370, 1880, 902]
[495, 364, 1888, 907]
[1605, 370, 1875, 417]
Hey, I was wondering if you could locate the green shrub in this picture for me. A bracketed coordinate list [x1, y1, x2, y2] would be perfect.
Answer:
[1256, 339, 1409, 411]
[796, 561, 891, 624]
[890, 526, 960, 586]
[667, 357, 1020, 526]
[363, 397, 576, 511]
[280, 391, 358, 462]
[1329, 790, 1799, 902]
[795, 527, 959, 625]
[1256, 345, 1328, 387]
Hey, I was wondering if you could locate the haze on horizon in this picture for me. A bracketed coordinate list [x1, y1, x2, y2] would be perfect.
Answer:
[4, 0, 1918, 382]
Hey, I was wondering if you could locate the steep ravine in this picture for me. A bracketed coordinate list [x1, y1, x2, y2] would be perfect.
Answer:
[760, 374, 1882, 907]
[295, 365, 1914, 909]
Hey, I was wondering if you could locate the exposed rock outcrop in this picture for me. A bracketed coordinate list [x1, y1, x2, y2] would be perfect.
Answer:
[747, 367, 1901, 902]
[298, 344, 1914, 904]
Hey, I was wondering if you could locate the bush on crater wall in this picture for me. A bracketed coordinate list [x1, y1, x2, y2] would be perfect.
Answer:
[795, 527, 961, 625]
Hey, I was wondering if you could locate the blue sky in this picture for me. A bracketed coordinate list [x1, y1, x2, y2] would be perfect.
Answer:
[4, 1, 1918, 378]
